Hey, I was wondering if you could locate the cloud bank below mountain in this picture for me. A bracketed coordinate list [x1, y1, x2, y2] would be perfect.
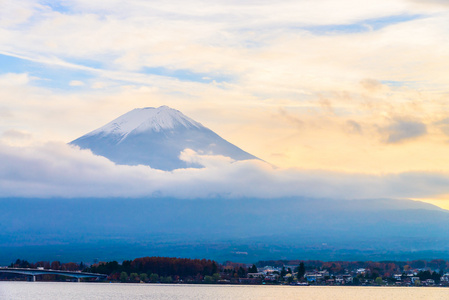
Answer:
[2, 141, 449, 201]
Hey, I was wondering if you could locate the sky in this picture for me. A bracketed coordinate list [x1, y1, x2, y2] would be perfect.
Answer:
[1, 0, 449, 207]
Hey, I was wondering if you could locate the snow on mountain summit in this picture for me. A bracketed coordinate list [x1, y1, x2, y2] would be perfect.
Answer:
[89, 106, 202, 138]
[71, 106, 258, 170]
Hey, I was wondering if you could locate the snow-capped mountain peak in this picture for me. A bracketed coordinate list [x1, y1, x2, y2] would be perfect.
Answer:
[89, 106, 202, 138]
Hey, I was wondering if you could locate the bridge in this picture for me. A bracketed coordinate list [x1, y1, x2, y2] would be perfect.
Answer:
[0, 268, 107, 282]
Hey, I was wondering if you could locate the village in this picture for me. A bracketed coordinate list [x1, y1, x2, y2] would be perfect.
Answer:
[229, 261, 449, 287]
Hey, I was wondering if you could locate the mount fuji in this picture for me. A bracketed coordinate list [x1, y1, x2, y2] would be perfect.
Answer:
[70, 106, 258, 170]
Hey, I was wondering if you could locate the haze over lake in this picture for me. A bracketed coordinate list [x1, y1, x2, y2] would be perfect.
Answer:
[1, 282, 449, 300]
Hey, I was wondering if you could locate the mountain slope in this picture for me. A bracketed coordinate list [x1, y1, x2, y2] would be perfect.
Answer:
[70, 106, 258, 170]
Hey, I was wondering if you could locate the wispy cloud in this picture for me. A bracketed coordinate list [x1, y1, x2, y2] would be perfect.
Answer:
[381, 118, 427, 143]
[2, 129, 32, 141]
[346, 120, 363, 134]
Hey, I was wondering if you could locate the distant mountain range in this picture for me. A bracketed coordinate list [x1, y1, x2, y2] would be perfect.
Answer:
[2, 196, 449, 264]
[71, 106, 258, 170]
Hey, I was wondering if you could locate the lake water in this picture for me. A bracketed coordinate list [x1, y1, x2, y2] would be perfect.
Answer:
[1, 282, 448, 299]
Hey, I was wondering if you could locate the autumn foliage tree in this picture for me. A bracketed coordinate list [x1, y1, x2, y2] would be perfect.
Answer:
[87, 256, 221, 282]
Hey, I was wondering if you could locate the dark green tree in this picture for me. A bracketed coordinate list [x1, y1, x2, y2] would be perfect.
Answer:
[237, 267, 246, 278]
[161, 276, 173, 283]
[140, 273, 148, 282]
[296, 262, 306, 279]
[249, 264, 258, 273]
[129, 273, 139, 282]
[149, 273, 159, 282]
[211, 262, 218, 275]
[120, 272, 128, 283]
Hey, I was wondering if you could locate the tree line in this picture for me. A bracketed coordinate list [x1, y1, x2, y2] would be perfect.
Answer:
[9, 259, 85, 271]
[87, 256, 221, 283]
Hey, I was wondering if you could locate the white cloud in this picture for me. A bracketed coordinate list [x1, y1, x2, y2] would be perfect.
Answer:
[69, 80, 84, 86]
[0, 73, 32, 86]
[0, 0, 38, 27]
[2, 142, 449, 200]
[91, 81, 109, 89]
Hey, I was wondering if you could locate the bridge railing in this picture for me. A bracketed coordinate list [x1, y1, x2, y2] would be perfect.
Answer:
[0, 268, 107, 281]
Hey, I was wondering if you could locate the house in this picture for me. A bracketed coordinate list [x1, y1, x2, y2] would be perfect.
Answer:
[335, 276, 344, 284]
[335, 275, 353, 285]
[247, 272, 264, 278]
[393, 274, 402, 281]
[440, 274, 449, 283]
[356, 268, 366, 275]
[304, 272, 319, 283]
[304, 271, 326, 283]
[264, 274, 278, 282]
[411, 277, 420, 285]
